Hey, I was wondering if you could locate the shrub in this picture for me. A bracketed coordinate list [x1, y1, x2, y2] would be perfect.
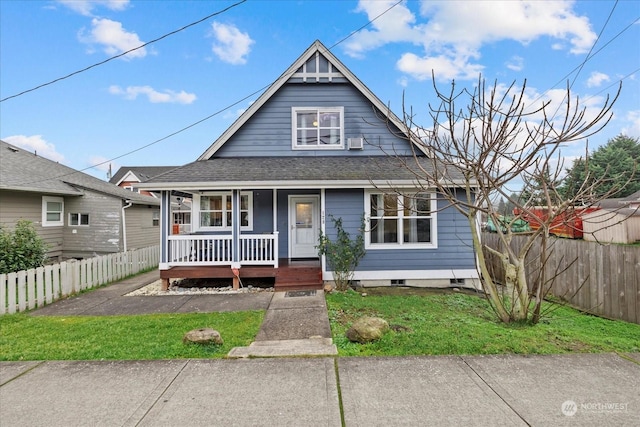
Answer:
[0, 220, 48, 274]
[317, 215, 365, 291]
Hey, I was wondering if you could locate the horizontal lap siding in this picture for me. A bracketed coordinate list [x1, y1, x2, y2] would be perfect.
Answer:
[0, 190, 64, 259]
[215, 84, 413, 158]
[326, 192, 476, 272]
[125, 205, 160, 251]
[63, 191, 123, 256]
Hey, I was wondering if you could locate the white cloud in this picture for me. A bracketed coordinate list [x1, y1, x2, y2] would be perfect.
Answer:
[210, 22, 254, 65]
[109, 85, 196, 104]
[621, 110, 640, 138]
[57, 0, 129, 17]
[79, 18, 146, 60]
[506, 56, 524, 72]
[87, 155, 114, 174]
[586, 71, 610, 88]
[3, 135, 66, 163]
[347, 0, 596, 81]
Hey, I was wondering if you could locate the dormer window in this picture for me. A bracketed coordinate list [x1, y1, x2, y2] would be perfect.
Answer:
[292, 107, 344, 149]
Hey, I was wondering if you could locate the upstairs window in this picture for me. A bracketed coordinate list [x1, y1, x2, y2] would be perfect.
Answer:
[292, 107, 344, 149]
[42, 196, 64, 227]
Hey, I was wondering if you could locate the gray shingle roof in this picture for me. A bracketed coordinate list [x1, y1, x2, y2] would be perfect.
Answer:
[143, 155, 453, 186]
[0, 140, 159, 205]
[109, 166, 179, 184]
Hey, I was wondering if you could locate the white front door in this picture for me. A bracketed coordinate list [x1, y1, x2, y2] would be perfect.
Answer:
[289, 196, 320, 258]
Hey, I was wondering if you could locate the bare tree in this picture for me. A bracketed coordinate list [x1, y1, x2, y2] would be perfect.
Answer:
[390, 75, 621, 324]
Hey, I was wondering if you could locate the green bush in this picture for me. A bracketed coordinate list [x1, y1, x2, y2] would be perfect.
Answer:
[317, 215, 365, 291]
[0, 220, 48, 274]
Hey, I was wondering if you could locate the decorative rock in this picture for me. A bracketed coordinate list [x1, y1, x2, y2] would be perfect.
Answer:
[346, 316, 389, 343]
[183, 328, 223, 345]
[323, 283, 334, 293]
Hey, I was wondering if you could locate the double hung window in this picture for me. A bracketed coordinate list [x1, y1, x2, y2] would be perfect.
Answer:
[292, 107, 344, 149]
[42, 196, 64, 227]
[196, 192, 252, 231]
[366, 191, 436, 248]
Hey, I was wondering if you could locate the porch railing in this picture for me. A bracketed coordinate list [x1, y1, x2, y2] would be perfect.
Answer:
[167, 232, 278, 268]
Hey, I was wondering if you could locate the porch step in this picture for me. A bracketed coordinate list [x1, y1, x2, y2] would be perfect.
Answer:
[275, 265, 322, 291]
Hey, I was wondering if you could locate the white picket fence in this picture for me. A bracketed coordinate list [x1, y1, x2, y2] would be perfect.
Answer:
[0, 246, 159, 315]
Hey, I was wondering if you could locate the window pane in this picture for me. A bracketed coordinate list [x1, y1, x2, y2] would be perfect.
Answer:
[383, 219, 398, 243]
[320, 128, 340, 145]
[241, 212, 249, 227]
[80, 214, 89, 225]
[47, 201, 62, 212]
[297, 129, 316, 145]
[47, 212, 60, 221]
[384, 194, 398, 216]
[226, 212, 232, 227]
[403, 218, 431, 243]
[240, 195, 249, 210]
[319, 111, 340, 127]
[370, 195, 380, 217]
[297, 112, 317, 128]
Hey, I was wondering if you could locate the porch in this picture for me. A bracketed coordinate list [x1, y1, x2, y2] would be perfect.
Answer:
[160, 258, 322, 292]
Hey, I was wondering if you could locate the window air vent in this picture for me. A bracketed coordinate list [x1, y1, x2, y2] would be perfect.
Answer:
[348, 137, 364, 150]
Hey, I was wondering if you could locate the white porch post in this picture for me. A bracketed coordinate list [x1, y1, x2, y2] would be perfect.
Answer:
[159, 190, 171, 290]
[273, 189, 278, 267]
[320, 188, 326, 280]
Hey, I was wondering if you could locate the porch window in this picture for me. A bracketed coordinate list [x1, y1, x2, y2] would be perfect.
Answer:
[69, 213, 89, 226]
[365, 191, 436, 248]
[42, 196, 64, 227]
[292, 107, 344, 149]
[196, 192, 253, 231]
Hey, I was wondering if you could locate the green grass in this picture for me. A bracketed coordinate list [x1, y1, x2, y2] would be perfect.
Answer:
[0, 311, 264, 361]
[326, 289, 640, 357]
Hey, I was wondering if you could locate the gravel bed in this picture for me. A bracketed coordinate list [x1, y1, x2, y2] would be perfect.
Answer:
[126, 278, 275, 296]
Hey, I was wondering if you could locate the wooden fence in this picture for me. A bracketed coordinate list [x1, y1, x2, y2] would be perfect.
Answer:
[1, 246, 159, 315]
[481, 233, 639, 324]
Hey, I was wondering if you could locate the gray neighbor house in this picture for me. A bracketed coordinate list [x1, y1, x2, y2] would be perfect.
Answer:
[139, 40, 478, 291]
[0, 140, 160, 261]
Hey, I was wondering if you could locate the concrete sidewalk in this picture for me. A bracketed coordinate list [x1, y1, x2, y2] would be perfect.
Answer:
[2, 353, 639, 426]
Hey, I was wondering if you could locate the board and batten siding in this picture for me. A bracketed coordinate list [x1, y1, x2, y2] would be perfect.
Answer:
[324, 190, 476, 272]
[214, 83, 413, 158]
[125, 204, 161, 250]
[0, 190, 64, 260]
[63, 190, 123, 257]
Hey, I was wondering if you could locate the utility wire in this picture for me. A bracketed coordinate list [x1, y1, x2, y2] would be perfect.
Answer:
[0, 0, 247, 103]
[8, 0, 405, 185]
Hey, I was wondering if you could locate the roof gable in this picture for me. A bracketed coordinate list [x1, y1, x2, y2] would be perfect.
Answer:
[198, 40, 424, 160]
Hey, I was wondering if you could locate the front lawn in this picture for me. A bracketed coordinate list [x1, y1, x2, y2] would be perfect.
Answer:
[0, 311, 264, 361]
[326, 289, 640, 356]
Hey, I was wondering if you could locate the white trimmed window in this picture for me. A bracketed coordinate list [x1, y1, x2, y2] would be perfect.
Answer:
[195, 192, 253, 231]
[69, 213, 89, 226]
[292, 107, 344, 149]
[365, 191, 436, 249]
[152, 211, 160, 227]
[42, 196, 64, 227]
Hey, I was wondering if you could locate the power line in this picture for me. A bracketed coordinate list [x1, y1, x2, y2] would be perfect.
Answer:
[7, 0, 405, 186]
[0, 0, 247, 103]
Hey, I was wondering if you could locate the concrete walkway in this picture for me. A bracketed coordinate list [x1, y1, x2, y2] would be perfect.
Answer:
[2, 354, 639, 426]
[7, 272, 639, 425]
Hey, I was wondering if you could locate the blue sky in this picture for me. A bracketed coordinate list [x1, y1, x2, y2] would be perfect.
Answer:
[1, 0, 639, 180]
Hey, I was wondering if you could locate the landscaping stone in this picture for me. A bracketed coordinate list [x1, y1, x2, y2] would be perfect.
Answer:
[346, 316, 389, 343]
[183, 328, 223, 345]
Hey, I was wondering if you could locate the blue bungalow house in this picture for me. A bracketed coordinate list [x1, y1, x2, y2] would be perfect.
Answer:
[140, 40, 479, 291]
